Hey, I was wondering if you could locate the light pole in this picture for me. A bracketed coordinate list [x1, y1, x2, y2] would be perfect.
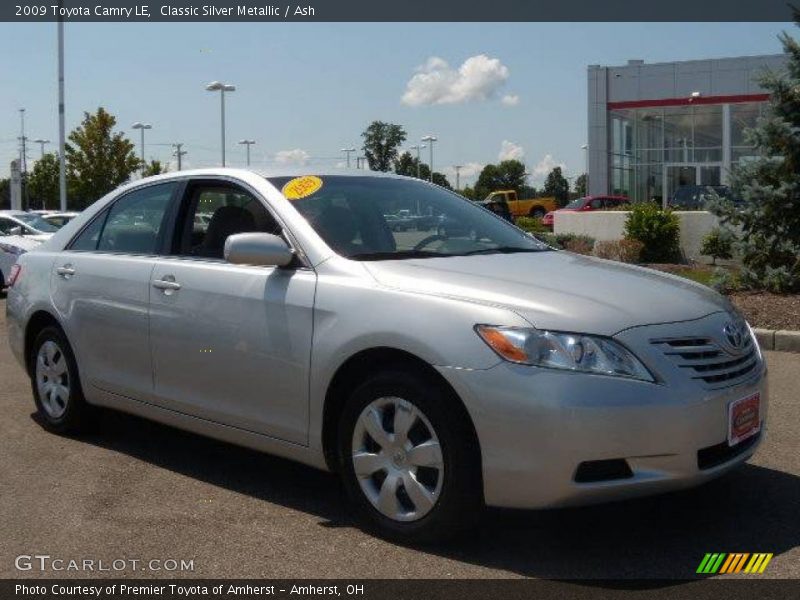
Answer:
[421, 135, 437, 182]
[172, 143, 187, 171]
[581, 143, 589, 194]
[453, 165, 463, 190]
[57, 16, 67, 211]
[341, 147, 356, 168]
[239, 139, 256, 166]
[409, 144, 425, 179]
[131, 122, 152, 173]
[33, 138, 51, 158]
[206, 81, 236, 166]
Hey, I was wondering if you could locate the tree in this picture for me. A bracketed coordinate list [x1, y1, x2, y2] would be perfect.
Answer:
[710, 16, 800, 292]
[475, 160, 528, 199]
[432, 172, 452, 189]
[394, 151, 428, 179]
[27, 153, 61, 210]
[574, 173, 587, 197]
[361, 121, 407, 172]
[700, 228, 734, 265]
[544, 166, 570, 206]
[66, 107, 141, 209]
[0, 178, 9, 210]
[142, 159, 166, 177]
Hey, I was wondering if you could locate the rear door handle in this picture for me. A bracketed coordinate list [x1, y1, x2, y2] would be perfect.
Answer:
[152, 278, 181, 291]
[56, 265, 75, 278]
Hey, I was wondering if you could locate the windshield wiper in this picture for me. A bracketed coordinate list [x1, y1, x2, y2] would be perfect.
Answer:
[457, 246, 549, 256]
[349, 250, 444, 261]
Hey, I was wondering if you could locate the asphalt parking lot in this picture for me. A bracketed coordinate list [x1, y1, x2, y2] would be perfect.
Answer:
[1, 296, 798, 581]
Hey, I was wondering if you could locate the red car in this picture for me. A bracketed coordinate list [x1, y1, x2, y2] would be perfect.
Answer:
[541, 195, 630, 229]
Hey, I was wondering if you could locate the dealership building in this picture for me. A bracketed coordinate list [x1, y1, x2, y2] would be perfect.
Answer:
[587, 53, 787, 204]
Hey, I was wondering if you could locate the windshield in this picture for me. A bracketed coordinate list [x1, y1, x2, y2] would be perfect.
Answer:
[268, 175, 549, 260]
[15, 213, 58, 233]
[564, 197, 586, 210]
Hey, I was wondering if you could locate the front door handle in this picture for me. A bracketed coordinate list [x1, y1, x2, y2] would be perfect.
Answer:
[56, 265, 75, 279]
[152, 277, 181, 292]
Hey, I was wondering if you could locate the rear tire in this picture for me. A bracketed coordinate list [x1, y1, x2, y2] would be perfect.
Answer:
[530, 207, 546, 219]
[337, 368, 482, 543]
[30, 326, 95, 434]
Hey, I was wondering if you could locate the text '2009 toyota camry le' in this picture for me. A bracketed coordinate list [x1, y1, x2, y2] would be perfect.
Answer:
[5, 169, 767, 542]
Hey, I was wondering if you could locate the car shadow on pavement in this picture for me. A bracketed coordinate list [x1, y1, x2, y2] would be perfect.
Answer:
[55, 408, 799, 582]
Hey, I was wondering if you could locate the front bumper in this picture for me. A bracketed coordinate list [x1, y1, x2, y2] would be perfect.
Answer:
[436, 342, 768, 509]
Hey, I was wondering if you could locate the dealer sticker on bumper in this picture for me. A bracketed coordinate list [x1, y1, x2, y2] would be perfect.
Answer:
[728, 392, 761, 446]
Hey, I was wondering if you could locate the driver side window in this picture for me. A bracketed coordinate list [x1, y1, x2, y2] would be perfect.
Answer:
[175, 183, 282, 260]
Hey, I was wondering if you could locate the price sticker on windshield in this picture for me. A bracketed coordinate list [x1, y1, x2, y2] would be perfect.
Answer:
[282, 176, 323, 200]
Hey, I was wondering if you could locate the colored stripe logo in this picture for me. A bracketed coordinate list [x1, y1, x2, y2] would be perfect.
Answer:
[697, 553, 773, 574]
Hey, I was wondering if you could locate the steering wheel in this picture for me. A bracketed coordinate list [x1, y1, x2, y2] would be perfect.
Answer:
[413, 234, 445, 251]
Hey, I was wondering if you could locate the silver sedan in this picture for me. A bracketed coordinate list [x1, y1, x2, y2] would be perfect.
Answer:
[5, 169, 767, 542]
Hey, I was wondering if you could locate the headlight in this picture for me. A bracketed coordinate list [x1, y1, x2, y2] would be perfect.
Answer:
[475, 325, 654, 382]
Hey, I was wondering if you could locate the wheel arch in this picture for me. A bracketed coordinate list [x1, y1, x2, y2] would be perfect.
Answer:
[24, 310, 65, 377]
[321, 346, 482, 477]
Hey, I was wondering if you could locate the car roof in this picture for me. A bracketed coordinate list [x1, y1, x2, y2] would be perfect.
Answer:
[135, 167, 407, 184]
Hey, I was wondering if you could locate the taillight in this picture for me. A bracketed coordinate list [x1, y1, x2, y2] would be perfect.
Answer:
[7, 264, 22, 287]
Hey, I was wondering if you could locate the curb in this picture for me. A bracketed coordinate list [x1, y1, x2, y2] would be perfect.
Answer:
[753, 328, 800, 353]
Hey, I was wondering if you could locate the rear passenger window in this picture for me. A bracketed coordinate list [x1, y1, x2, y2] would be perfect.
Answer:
[96, 183, 176, 255]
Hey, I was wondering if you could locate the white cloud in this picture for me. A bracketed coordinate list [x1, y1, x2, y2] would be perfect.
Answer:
[531, 154, 566, 179]
[445, 162, 485, 184]
[401, 54, 511, 106]
[274, 149, 309, 165]
[498, 140, 525, 162]
[501, 94, 520, 106]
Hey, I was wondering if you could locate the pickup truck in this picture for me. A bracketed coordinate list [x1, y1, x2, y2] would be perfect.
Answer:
[483, 190, 557, 219]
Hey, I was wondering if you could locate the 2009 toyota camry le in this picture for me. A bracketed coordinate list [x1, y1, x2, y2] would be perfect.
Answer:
[5, 169, 767, 542]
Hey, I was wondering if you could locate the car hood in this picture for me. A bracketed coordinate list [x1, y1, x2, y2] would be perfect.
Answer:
[363, 251, 731, 335]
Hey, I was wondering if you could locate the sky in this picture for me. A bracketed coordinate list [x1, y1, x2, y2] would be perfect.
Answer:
[0, 21, 793, 186]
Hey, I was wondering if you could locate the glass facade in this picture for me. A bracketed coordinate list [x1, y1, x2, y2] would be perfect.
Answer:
[608, 101, 766, 204]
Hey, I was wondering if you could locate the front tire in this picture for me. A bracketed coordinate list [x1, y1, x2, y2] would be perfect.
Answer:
[30, 326, 95, 434]
[337, 368, 482, 543]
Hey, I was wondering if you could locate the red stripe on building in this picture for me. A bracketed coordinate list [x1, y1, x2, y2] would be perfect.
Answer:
[608, 93, 769, 110]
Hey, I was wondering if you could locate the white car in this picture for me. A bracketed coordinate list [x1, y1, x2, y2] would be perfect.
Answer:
[42, 212, 80, 229]
[0, 211, 57, 287]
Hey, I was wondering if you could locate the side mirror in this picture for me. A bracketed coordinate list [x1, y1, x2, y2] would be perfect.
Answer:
[224, 232, 294, 268]
[9, 226, 23, 236]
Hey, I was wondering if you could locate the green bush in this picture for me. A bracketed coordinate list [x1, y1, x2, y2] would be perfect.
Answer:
[534, 232, 559, 247]
[623, 203, 681, 263]
[515, 216, 547, 234]
[700, 228, 734, 265]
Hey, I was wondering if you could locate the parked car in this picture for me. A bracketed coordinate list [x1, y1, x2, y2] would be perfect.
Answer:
[42, 212, 80, 229]
[6, 169, 766, 542]
[484, 190, 557, 219]
[0, 211, 57, 287]
[542, 195, 630, 229]
[669, 185, 739, 211]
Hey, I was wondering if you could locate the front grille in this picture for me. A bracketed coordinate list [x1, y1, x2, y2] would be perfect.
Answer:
[651, 334, 758, 387]
[697, 432, 761, 470]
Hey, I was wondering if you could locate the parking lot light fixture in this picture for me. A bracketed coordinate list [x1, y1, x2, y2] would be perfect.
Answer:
[239, 139, 256, 166]
[341, 147, 356, 169]
[206, 81, 236, 166]
[421, 135, 437, 182]
[131, 122, 152, 173]
[33, 138, 51, 158]
[409, 144, 426, 179]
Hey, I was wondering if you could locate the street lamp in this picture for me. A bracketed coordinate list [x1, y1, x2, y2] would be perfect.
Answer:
[409, 144, 425, 179]
[131, 122, 152, 173]
[239, 139, 256, 166]
[172, 143, 187, 171]
[453, 165, 463, 190]
[206, 81, 236, 166]
[341, 147, 356, 168]
[33, 138, 51, 158]
[581, 144, 589, 194]
[421, 135, 437, 182]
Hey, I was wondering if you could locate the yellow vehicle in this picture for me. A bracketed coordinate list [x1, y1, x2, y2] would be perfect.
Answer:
[484, 190, 557, 219]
